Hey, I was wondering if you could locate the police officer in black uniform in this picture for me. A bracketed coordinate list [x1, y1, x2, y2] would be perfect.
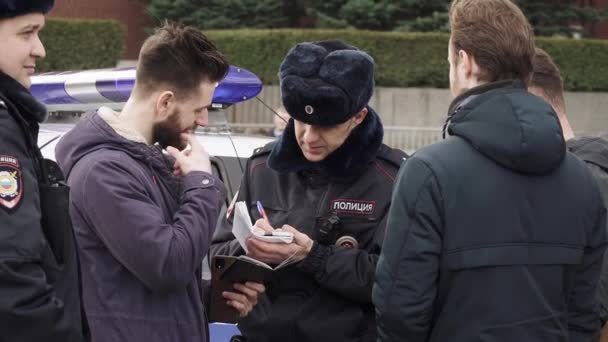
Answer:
[0, 1, 89, 340]
[211, 40, 406, 342]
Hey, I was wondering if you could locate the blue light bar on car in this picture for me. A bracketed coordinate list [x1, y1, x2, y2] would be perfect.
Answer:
[30, 65, 263, 112]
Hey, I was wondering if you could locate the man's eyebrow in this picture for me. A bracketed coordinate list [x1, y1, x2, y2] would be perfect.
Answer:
[20, 24, 42, 31]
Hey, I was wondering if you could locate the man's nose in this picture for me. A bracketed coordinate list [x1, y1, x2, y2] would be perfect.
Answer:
[195, 109, 208, 127]
[302, 124, 320, 142]
[31, 34, 46, 59]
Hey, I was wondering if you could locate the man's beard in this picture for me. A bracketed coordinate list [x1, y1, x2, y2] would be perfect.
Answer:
[153, 110, 189, 150]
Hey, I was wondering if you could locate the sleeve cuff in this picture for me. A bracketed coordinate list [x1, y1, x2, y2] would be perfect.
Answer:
[297, 241, 331, 278]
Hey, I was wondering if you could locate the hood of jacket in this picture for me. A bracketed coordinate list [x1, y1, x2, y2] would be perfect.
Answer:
[446, 80, 565, 175]
[55, 109, 173, 181]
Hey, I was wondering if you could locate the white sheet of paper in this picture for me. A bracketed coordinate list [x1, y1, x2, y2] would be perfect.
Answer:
[231, 202, 294, 253]
[232, 201, 253, 253]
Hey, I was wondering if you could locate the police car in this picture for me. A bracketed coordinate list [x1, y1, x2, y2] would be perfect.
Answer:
[34, 65, 273, 209]
[32, 66, 273, 342]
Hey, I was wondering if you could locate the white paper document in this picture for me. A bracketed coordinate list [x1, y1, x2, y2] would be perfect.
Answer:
[231, 201, 294, 253]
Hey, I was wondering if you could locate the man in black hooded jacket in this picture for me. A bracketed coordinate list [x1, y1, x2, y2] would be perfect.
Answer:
[210, 40, 406, 342]
[529, 47, 608, 341]
[373, 1, 607, 341]
[571, 133, 608, 341]
[0, 0, 89, 341]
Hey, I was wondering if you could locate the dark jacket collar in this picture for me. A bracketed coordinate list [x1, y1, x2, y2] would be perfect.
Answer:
[0, 71, 47, 124]
[447, 80, 520, 115]
[267, 106, 384, 181]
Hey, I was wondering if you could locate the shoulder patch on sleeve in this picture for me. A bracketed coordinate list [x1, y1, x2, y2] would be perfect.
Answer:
[0, 155, 23, 210]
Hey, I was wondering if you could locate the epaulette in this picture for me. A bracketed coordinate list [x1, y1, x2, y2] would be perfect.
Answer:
[251, 141, 277, 159]
[376, 144, 408, 168]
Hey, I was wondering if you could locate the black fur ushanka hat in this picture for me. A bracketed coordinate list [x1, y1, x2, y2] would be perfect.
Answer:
[279, 40, 375, 126]
[0, 0, 54, 19]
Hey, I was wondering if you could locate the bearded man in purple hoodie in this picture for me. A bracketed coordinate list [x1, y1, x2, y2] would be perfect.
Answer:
[55, 23, 265, 342]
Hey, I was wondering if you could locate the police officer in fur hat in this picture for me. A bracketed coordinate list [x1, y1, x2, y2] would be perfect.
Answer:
[0, 1, 89, 340]
[211, 40, 407, 341]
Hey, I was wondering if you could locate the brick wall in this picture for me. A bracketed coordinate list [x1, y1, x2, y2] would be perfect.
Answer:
[50, 0, 152, 59]
[589, 0, 608, 39]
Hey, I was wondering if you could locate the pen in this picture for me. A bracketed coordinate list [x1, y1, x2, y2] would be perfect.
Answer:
[256, 200, 269, 222]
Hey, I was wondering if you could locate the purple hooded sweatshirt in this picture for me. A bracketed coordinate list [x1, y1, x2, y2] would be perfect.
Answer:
[55, 111, 226, 342]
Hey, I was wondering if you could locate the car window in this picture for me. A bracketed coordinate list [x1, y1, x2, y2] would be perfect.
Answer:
[209, 156, 247, 207]
[209, 160, 227, 206]
[210, 162, 221, 180]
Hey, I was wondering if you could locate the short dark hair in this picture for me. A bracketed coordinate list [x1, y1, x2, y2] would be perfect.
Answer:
[529, 48, 565, 113]
[135, 22, 229, 99]
[449, 0, 535, 83]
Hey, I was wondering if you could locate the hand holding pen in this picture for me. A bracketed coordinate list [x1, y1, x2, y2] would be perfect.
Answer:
[254, 201, 295, 243]
[257, 201, 269, 221]
[256, 201, 274, 236]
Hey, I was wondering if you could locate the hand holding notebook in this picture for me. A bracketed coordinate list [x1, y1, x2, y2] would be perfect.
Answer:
[208, 253, 299, 323]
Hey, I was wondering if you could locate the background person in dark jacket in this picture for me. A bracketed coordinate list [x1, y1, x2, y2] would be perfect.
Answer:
[0, 1, 89, 341]
[55, 23, 264, 342]
[210, 40, 406, 342]
[528, 47, 608, 342]
[373, 1, 607, 341]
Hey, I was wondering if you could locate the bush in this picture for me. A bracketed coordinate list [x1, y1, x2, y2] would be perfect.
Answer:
[396, 12, 449, 33]
[206, 29, 608, 91]
[537, 38, 608, 91]
[207, 30, 450, 87]
[147, 0, 294, 30]
[340, 0, 399, 30]
[38, 18, 125, 72]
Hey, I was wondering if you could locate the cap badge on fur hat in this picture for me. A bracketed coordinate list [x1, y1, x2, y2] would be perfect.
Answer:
[279, 40, 375, 126]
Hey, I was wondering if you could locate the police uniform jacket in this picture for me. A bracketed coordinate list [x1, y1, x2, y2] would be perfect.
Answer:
[211, 108, 406, 342]
[0, 72, 88, 341]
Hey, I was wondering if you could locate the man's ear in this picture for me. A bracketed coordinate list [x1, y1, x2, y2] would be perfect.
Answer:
[458, 49, 474, 78]
[155, 91, 175, 121]
[353, 107, 368, 127]
[459, 49, 483, 82]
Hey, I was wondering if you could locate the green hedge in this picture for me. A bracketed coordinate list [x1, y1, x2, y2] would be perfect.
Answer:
[536, 38, 608, 92]
[206, 29, 608, 92]
[38, 18, 125, 72]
